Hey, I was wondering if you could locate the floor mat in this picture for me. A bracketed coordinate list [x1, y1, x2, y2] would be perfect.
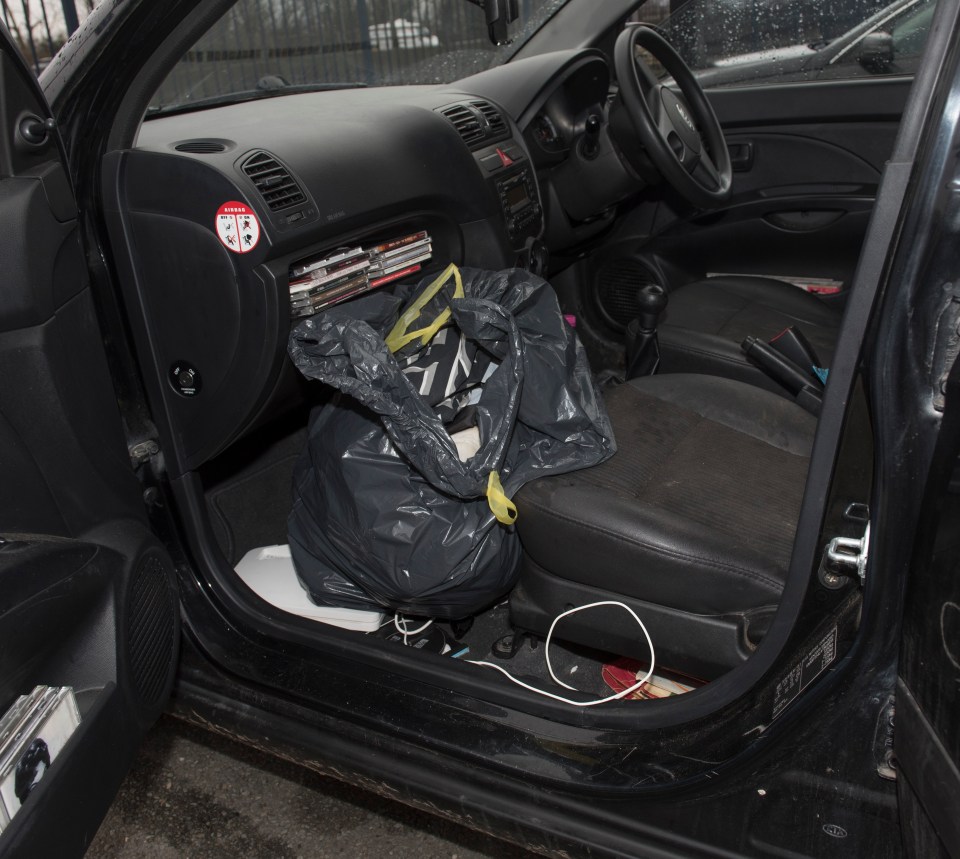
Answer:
[203, 419, 308, 565]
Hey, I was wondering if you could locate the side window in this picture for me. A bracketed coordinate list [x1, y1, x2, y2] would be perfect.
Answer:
[649, 0, 936, 88]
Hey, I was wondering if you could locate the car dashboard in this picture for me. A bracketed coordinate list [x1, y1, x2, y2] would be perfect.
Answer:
[104, 49, 624, 476]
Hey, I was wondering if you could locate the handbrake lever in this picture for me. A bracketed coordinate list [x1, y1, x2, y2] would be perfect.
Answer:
[741, 336, 823, 416]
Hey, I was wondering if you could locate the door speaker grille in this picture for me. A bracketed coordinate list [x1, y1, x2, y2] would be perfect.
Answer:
[595, 260, 657, 330]
[126, 555, 176, 708]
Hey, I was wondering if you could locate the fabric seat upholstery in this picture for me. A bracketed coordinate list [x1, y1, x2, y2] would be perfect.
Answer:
[657, 276, 843, 393]
[510, 373, 816, 676]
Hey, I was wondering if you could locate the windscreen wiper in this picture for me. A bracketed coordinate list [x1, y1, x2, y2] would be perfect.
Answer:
[146, 81, 368, 118]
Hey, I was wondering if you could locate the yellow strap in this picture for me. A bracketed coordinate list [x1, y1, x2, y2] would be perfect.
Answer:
[486, 471, 518, 525]
[385, 264, 464, 353]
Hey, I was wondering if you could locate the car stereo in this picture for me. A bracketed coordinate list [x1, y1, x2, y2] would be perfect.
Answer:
[496, 167, 541, 242]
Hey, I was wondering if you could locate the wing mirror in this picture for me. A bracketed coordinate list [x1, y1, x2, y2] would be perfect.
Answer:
[858, 31, 895, 74]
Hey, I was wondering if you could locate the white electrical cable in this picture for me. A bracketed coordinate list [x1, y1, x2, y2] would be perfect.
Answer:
[394, 614, 433, 645]
[468, 600, 656, 707]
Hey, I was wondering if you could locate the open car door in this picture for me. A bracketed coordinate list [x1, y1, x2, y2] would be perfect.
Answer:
[891, 14, 960, 843]
[896, 373, 960, 859]
[0, 24, 179, 859]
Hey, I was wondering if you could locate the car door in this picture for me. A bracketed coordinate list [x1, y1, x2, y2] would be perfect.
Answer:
[895, 377, 960, 857]
[592, 0, 933, 327]
[0, 24, 179, 859]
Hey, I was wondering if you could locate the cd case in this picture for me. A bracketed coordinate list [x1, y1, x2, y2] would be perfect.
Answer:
[289, 229, 432, 318]
[0, 686, 81, 831]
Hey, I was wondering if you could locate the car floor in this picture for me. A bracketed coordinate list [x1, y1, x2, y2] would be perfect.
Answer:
[203, 407, 310, 567]
[200, 406, 661, 702]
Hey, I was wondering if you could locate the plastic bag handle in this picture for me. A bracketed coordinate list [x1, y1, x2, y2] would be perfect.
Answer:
[385, 264, 464, 353]
[486, 471, 518, 525]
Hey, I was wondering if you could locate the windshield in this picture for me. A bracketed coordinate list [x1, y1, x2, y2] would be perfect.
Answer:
[149, 0, 568, 115]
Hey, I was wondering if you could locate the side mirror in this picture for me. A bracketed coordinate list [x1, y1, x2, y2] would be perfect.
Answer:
[858, 31, 894, 74]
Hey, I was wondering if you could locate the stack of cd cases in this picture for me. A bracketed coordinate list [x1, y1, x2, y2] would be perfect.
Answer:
[0, 686, 80, 831]
[289, 229, 432, 318]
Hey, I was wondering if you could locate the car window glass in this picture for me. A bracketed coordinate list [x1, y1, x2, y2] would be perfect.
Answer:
[643, 0, 936, 88]
[148, 0, 566, 115]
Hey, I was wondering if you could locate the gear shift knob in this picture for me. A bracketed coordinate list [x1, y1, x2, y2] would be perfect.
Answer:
[625, 282, 668, 379]
[636, 283, 668, 332]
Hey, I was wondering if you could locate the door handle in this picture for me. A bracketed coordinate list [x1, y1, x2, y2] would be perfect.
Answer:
[729, 141, 754, 172]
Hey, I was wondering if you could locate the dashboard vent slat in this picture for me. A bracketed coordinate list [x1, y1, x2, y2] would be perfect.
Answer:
[174, 139, 227, 154]
[241, 151, 307, 211]
[440, 103, 485, 147]
[471, 100, 507, 138]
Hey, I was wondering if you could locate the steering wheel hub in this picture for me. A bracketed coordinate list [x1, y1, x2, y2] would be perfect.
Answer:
[661, 89, 701, 153]
[611, 25, 732, 208]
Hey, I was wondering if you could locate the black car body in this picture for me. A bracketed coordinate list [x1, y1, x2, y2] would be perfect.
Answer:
[0, 0, 958, 856]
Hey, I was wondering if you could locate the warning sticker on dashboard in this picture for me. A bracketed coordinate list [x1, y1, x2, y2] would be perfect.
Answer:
[772, 626, 838, 719]
[215, 201, 260, 254]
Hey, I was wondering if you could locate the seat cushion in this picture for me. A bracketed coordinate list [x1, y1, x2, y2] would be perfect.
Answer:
[514, 373, 816, 616]
[658, 276, 843, 392]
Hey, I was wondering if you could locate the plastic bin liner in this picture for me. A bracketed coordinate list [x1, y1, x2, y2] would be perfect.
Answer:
[287, 265, 615, 618]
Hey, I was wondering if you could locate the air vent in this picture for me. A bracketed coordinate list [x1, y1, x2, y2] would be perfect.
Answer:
[174, 139, 227, 154]
[440, 103, 485, 147]
[471, 100, 507, 139]
[241, 150, 307, 211]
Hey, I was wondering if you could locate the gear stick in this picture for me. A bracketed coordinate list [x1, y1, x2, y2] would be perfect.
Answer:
[625, 283, 668, 378]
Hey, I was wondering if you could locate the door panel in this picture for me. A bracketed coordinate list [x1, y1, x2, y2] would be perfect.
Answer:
[647, 125, 886, 288]
[896, 401, 960, 857]
[0, 29, 178, 859]
[583, 76, 913, 354]
[649, 78, 911, 291]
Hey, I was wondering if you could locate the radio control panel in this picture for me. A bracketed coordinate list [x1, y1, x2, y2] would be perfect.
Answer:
[473, 141, 543, 249]
[496, 168, 541, 243]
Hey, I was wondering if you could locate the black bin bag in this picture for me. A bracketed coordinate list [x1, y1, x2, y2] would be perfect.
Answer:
[287, 265, 615, 619]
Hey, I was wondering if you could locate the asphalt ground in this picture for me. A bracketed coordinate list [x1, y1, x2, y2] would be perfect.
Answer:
[85, 715, 543, 859]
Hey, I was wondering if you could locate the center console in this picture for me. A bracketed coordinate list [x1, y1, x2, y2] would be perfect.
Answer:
[471, 139, 543, 251]
[496, 167, 541, 245]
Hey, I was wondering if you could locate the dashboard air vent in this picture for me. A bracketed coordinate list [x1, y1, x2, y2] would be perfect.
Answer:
[440, 103, 485, 147]
[471, 100, 507, 138]
[241, 151, 306, 211]
[174, 139, 227, 154]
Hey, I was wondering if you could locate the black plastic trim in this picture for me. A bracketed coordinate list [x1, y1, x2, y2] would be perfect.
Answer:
[0, 685, 137, 859]
[896, 679, 960, 856]
[708, 77, 914, 128]
[510, 556, 758, 680]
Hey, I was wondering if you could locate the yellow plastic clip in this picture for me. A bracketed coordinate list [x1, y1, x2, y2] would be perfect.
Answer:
[385, 263, 464, 353]
[486, 470, 518, 525]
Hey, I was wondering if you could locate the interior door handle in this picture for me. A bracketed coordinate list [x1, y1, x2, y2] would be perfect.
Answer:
[729, 142, 754, 172]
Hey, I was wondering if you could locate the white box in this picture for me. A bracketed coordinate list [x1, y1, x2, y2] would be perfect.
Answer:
[235, 545, 385, 632]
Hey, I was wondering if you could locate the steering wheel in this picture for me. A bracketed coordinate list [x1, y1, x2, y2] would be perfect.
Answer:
[612, 25, 732, 209]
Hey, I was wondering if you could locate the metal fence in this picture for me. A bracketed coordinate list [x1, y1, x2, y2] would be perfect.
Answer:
[6, 0, 544, 85]
[2, 0, 89, 74]
[4, 0, 675, 84]
[152, 0, 559, 106]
